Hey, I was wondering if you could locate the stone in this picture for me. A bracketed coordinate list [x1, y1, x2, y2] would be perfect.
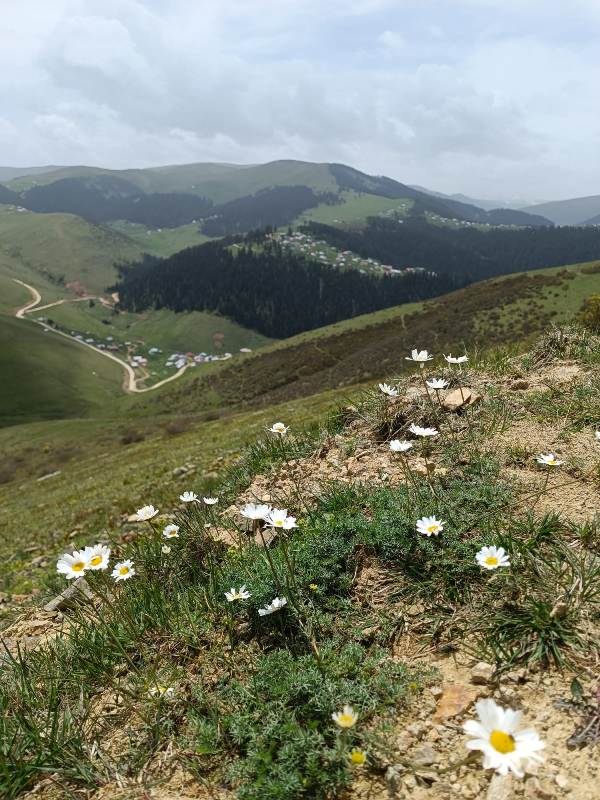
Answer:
[411, 743, 439, 766]
[43, 577, 94, 612]
[486, 773, 514, 800]
[524, 777, 556, 800]
[442, 387, 482, 411]
[470, 661, 495, 685]
[554, 774, 570, 791]
[510, 379, 530, 390]
[434, 682, 480, 720]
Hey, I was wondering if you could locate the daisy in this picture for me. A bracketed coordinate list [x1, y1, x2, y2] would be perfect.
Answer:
[264, 508, 297, 530]
[83, 544, 110, 571]
[389, 439, 413, 452]
[135, 505, 158, 521]
[476, 545, 510, 570]
[163, 524, 179, 539]
[426, 378, 449, 390]
[56, 549, 88, 580]
[536, 453, 563, 467]
[267, 422, 289, 435]
[349, 749, 367, 766]
[161, 545, 172, 554]
[409, 423, 439, 437]
[332, 705, 358, 728]
[180, 491, 198, 502]
[203, 497, 218, 505]
[112, 559, 135, 582]
[445, 354, 468, 364]
[225, 585, 251, 602]
[258, 596, 287, 616]
[416, 516, 445, 537]
[405, 349, 433, 367]
[240, 502, 272, 520]
[463, 698, 545, 778]
[379, 383, 398, 397]
[148, 685, 174, 698]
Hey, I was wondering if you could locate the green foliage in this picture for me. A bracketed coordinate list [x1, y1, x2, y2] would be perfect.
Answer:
[577, 294, 600, 332]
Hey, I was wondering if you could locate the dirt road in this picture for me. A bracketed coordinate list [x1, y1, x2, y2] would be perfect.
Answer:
[12, 280, 191, 394]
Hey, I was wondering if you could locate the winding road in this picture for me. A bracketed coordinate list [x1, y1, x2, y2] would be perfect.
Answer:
[13, 279, 191, 394]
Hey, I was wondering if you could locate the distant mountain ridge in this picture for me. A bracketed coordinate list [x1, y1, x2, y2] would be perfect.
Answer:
[522, 195, 600, 226]
[0, 159, 552, 231]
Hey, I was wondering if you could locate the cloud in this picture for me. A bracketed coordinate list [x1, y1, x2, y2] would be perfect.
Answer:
[0, 0, 599, 199]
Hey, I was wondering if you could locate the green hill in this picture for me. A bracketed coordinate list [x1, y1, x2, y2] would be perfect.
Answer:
[0, 315, 123, 426]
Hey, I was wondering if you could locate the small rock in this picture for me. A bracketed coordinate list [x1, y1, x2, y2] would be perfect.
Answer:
[411, 743, 439, 766]
[554, 774, 570, 791]
[470, 661, 495, 685]
[434, 682, 480, 720]
[442, 388, 482, 411]
[510, 379, 530, 390]
[385, 765, 402, 798]
[486, 773, 514, 800]
[524, 777, 555, 800]
[43, 577, 94, 612]
[430, 686, 444, 698]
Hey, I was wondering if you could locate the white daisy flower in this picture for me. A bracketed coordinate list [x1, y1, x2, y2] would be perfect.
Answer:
[161, 545, 172, 554]
[163, 524, 180, 539]
[445, 354, 468, 364]
[148, 685, 174, 698]
[135, 505, 158, 521]
[264, 508, 297, 530]
[536, 453, 563, 466]
[476, 545, 510, 570]
[240, 502, 272, 520]
[379, 383, 398, 397]
[332, 704, 358, 728]
[267, 422, 289, 435]
[225, 585, 251, 602]
[405, 349, 433, 367]
[409, 423, 439, 437]
[56, 549, 88, 580]
[112, 559, 135, 582]
[389, 439, 413, 452]
[258, 596, 287, 616]
[426, 378, 449, 390]
[416, 516, 445, 536]
[595, 431, 600, 441]
[180, 491, 198, 502]
[203, 497, 218, 505]
[463, 698, 545, 778]
[83, 544, 111, 571]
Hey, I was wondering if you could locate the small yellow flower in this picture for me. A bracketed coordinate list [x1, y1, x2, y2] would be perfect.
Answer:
[349, 748, 367, 766]
[309, 583, 318, 592]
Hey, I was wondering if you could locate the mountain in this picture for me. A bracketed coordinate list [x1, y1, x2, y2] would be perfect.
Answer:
[2, 159, 552, 230]
[409, 184, 534, 211]
[522, 194, 600, 226]
[0, 165, 62, 182]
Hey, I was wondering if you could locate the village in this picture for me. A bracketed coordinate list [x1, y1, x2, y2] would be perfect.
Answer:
[273, 230, 435, 277]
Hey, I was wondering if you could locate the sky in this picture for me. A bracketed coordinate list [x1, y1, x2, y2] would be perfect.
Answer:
[1, 0, 600, 203]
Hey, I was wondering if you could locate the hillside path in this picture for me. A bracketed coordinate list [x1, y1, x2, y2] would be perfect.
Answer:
[12, 279, 191, 394]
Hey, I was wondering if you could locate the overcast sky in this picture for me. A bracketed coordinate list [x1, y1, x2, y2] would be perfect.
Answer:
[1, 0, 599, 202]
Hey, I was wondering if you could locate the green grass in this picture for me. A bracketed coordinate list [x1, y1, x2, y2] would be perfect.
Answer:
[0, 316, 123, 427]
[107, 220, 213, 257]
[0, 205, 146, 295]
[294, 190, 413, 226]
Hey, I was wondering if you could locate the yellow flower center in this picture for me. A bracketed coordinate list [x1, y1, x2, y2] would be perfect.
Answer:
[489, 730, 516, 754]
[119, 566, 129, 575]
[338, 714, 356, 728]
[90, 556, 103, 566]
[485, 556, 499, 566]
[350, 750, 366, 765]
[274, 519, 284, 527]
[427, 525, 438, 533]
[72, 562, 85, 572]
